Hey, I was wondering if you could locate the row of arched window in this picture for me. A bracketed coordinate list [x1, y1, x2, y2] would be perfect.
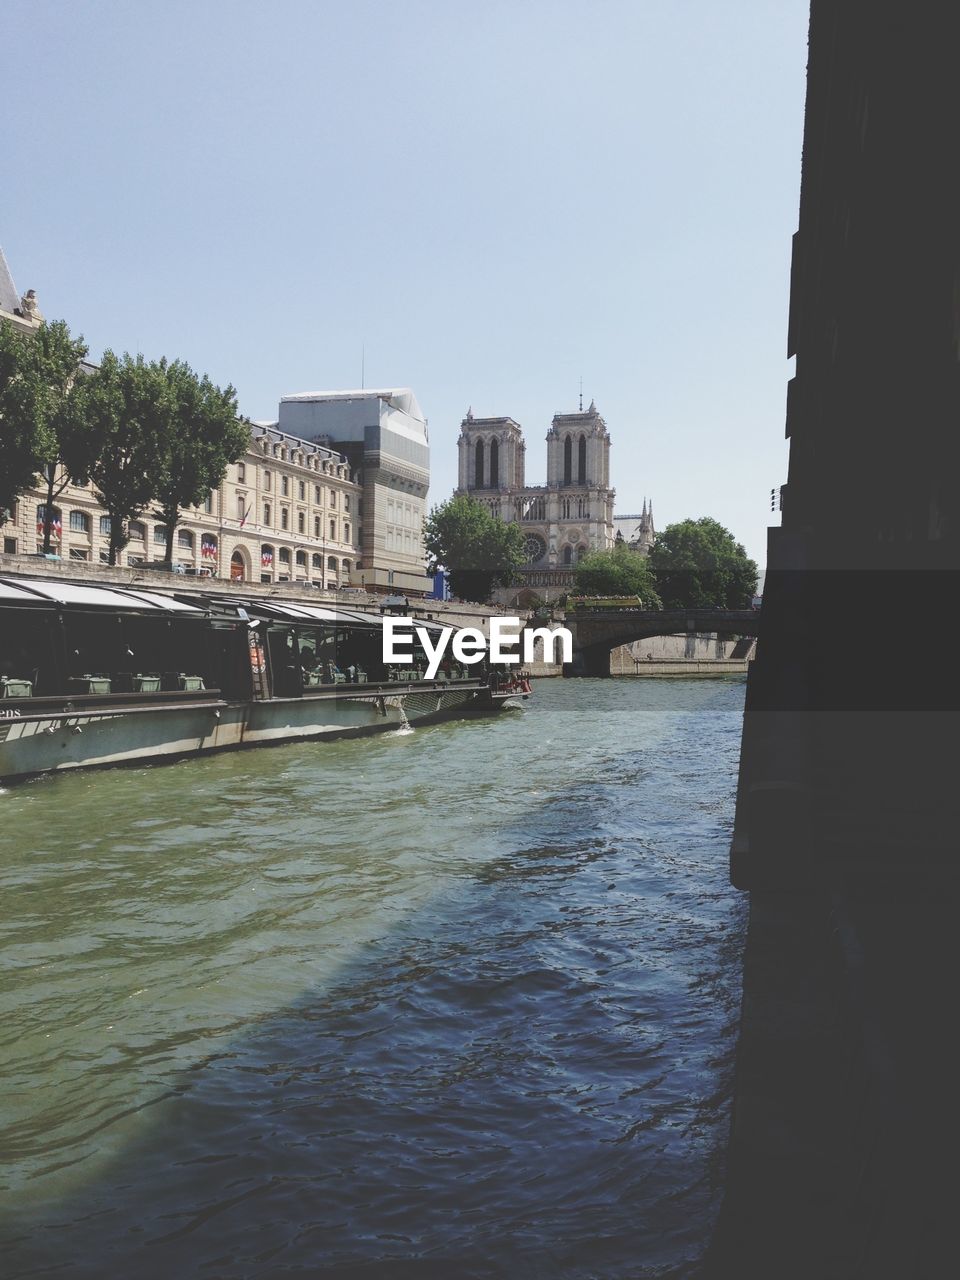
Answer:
[44, 508, 213, 549]
[473, 432, 590, 489]
[563, 434, 588, 486]
[258, 547, 351, 574]
[474, 438, 499, 489]
[562, 545, 589, 564]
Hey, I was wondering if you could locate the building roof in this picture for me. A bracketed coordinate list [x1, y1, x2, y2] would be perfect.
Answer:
[613, 502, 655, 546]
[280, 387, 425, 424]
[0, 245, 22, 315]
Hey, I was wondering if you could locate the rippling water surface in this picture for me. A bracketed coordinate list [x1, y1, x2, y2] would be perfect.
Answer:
[0, 677, 747, 1278]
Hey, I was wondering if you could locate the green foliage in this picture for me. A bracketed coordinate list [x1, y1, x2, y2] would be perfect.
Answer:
[647, 517, 758, 609]
[423, 495, 526, 602]
[0, 320, 88, 534]
[64, 352, 170, 565]
[573, 544, 662, 606]
[151, 360, 249, 569]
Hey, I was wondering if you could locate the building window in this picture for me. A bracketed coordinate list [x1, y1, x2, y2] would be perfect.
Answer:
[154, 525, 167, 544]
[263, 470, 271, 491]
[279, 547, 291, 565]
[327, 555, 337, 571]
[344, 522, 350, 542]
[261, 544, 274, 569]
[312, 553, 322, 569]
[344, 495, 351, 513]
[475, 438, 485, 488]
[128, 520, 145, 541]
[563, 545, 573, 565]
[99, 515, 112, 535]
[296, 550, 306, 567]
[3, 537, 16, 555]
[237, 493, 247, 519]
[281, 508, 289, 530]
[298, 511, 305, 533]
[313, 516, 320, 537]
[264, 503, 271, 525]
[314, 485, 321, 504]
[282, 476, 289, 497]
[68, 547, 88, 561]
[69, 510, 90, 533]
[204, 492, 213, 513]
[298, 481, 305, 500]
[329, 519, 336, 540]
[490, 438, 499, 488]
[128, 555, 145, 566]
[330, 490, 337, 508]
[178, 530, 193, 549]
[237, 462, 246, 482]
[578, 434, 587, 485]
[563, 435, 572, 486]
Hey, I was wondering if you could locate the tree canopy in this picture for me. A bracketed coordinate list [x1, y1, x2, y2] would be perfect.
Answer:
[151, 360, 249, 570]
[573, 544, 662, 606]
[647, 517, 758, 609]
[0, 319, 88, 531]
[423, 495, 526, 602]
[63, 352, 171, 565]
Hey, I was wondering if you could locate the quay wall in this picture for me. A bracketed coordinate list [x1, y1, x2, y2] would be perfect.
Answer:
[609, 636, 755, 677]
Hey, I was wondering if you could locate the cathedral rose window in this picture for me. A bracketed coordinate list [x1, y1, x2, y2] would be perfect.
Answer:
[523, 534, 547, 564]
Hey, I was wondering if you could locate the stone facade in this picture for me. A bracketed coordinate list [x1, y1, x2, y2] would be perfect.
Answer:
[2, 423, 361, 588]
[455, 400, 618, 598]
[0, 245, 42, 338]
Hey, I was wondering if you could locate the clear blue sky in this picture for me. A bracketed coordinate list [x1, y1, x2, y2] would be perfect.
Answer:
[3, 0, 809, 568]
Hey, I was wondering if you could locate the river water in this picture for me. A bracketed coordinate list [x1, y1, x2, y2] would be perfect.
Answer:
[0, 677, 747, 1279]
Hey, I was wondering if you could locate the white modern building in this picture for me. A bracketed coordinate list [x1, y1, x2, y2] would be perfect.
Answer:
[278, 388, 432, 595]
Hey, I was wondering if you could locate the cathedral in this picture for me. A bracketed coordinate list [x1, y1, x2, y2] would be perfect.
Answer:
[456, 400, 644, 599]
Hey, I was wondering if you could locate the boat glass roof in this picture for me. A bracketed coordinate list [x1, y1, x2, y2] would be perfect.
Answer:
[0, 578, 204, 612]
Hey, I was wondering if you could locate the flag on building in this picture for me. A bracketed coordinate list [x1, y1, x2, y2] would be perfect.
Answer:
[36, 507, 62, 540]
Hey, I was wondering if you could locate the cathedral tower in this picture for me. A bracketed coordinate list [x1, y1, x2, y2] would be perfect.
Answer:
[545, 400, 611, 489]
[456, 409, 525, 492]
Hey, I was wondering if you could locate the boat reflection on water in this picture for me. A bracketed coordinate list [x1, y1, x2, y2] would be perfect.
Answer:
[0, 577, 530, 783]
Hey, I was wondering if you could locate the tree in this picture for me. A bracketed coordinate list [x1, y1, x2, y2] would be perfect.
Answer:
[647, 517, 758, 609]
[152, 360, 249, 570]
[63, 352, 170, 566]
[0, 320, 88, 538]
[573, 543, 662, 605]
[423, 495, 526, 602]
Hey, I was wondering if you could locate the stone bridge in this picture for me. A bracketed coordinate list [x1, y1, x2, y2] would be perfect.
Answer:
[560, 608, 759, 676]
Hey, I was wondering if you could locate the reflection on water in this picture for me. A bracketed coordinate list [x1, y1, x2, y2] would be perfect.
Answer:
[0, 678, 746, 1278]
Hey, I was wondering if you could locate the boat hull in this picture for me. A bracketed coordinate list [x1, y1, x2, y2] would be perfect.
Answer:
[0, 684, 510, 784]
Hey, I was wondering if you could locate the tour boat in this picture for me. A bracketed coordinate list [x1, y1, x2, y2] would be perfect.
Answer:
[0, 577, 531, 784]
